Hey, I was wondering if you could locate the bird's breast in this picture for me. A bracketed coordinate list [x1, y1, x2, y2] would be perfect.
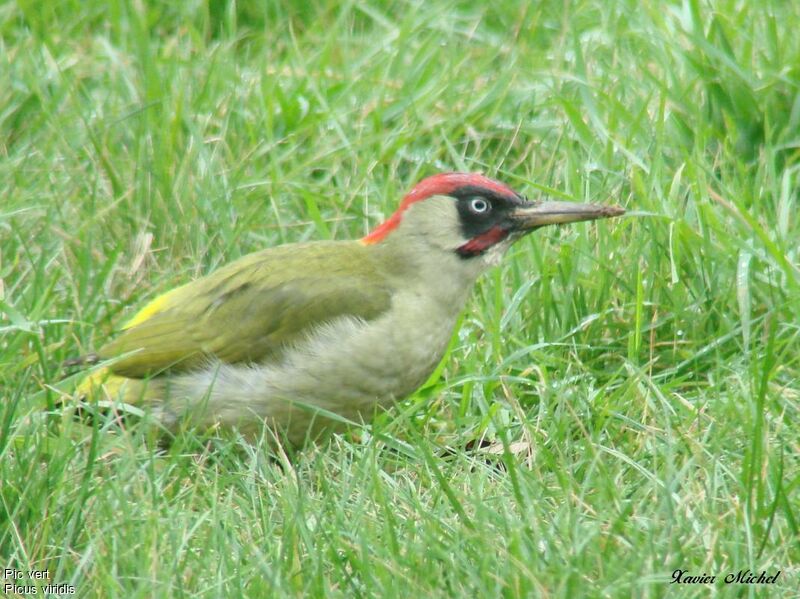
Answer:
[290, 287, 460, 405]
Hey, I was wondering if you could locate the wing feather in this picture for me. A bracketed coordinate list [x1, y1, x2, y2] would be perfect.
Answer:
[99, 241, 392, 377]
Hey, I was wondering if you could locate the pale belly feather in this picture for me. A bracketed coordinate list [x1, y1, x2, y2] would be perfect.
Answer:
[156, 289, 459, 444]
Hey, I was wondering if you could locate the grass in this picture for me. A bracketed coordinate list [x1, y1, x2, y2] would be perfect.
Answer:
[1, 0, 799, 596]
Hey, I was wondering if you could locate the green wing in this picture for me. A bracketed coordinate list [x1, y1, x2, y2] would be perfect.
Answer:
[99, 241, 392, 378]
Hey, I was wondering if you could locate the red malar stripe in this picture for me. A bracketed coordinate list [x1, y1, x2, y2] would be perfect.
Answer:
[455, 226, 510, 257]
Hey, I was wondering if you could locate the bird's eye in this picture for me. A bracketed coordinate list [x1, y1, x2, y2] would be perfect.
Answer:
[468, 197, 491, 214]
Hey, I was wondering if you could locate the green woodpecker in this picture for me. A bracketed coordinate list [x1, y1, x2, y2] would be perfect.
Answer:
[77, 173, 624, 445]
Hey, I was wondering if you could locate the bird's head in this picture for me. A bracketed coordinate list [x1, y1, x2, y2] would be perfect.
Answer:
[362, 172, 624, 277]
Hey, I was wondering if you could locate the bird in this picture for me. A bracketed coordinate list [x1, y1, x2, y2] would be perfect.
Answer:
[75, 172, 624, 446]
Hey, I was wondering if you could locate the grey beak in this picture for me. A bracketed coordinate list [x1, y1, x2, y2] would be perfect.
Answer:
[511, 201, 625, 230]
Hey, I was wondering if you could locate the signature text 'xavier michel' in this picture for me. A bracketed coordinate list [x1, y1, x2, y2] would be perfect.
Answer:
[671, 569, 781, 585]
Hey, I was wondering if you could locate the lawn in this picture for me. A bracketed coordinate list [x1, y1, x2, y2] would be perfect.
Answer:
[1, 0, 798, 596]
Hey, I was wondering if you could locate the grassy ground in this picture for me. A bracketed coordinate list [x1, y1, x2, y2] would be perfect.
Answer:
[2, 0, 799, 596]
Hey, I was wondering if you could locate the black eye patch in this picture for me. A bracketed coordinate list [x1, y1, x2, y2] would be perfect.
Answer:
[450, 186, 523, 241]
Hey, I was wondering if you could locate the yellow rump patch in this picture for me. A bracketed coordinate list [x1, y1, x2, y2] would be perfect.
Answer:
[123, 286, 183, 329]
[76, 367, 153, 406]
[76, 367, 123, 398]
